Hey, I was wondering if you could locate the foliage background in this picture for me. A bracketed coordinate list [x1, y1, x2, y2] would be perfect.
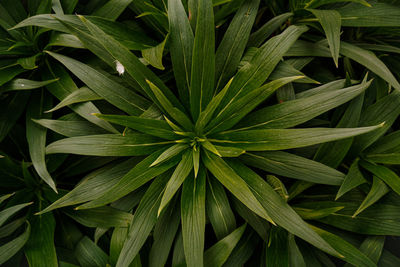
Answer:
[1, 0, 400, 266]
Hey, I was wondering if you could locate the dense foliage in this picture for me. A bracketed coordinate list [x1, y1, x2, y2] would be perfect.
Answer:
[1, 0, 400, 266]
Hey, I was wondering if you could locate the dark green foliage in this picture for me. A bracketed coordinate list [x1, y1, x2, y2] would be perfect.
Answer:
[1, 0, 400, 266]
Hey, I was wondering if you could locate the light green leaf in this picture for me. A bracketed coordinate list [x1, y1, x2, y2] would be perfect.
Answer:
[310, 225, 376, 267]
[46, 87, 101, 113]
[38, 158, 138, 213]
[1, 78, 58, 93]
[46, 134, 168, 156]
[149, 197, 181, 267]
[26, 90, 57, 192]
[94, 113, 177, 140]
[248, 12, 293, 48]
[151, 144, 189, 167]
[159, 150, 193, 216]
[338, 2, 400, 27]
[75, 236, 108, 267]
[336, 158, 367, 200]
[92, 0, 133, 20]
[227, 160, 340, 257]
[236, 79, 371, 130]
[204, 224, 246, 267]
[360, 160, 400, 196]
[206, 177, 237, 240]
[215, 0, 259, 90]
[309, 9, 341, 67]
[294, 206, 344, 220]
[0, 221, 30, 265]
[77, 150, 179, 209]
[142, 35, 168, 70]
[212, 125, 382, 151]
[116, 173, 170, 267]
[24, 213, 58, 267]
[33, 119, 107, 137]
[181, 169, 206, 267]
[168, 0, 193, 106]
[203, 151, 274, 224]
[46, 51, 150, 116]
[353, 176, 389, 217]
[43, 63, 118, 133]
[0, 202, 32, 227]
[65, 206, 133, 228]
[304, 0, 371, 9]
[190, 0, 215, 119]
[241, 151, 344, 185]
[340, 42, 400, 91]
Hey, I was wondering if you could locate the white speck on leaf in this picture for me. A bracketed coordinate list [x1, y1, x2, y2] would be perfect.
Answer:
[115, 60, 125, 75]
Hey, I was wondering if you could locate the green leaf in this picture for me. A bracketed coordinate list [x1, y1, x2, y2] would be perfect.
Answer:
[1, 78, 59, 93]
[142, 35, 168, 70]
[47, 32, 85, 48]
[46, 51, 150, 116]
[39, 158, 137, 213]
[266, 175, 289, 201]
[17, 55, 39, 70]
[294, 206, 345, 220]
[247, 12, 293, 48]
[214, 145, 245, 158]
[203, 151, 274, 224]
[0, 221, 30, 265]
[215, 0, 259, 91]
[190, 0, 215, 119]
[159, 150, 193, 216]
[146, 80, 193, 130]
[75, 15, 184, 111]
[336, 158, 367, 199]
[236, 79, 371, 130]
[314, 92, 364, 168]
[285, 40, 332, 57]
[0, 202, 32, 227]
[296, 79, 347, 98]
[232, 199, 269, 241]
[26, 90, 57, 192]
[227, 160, 340, 257]
[309, 9, 341, 67]
[241, 151, 344, 185]
[43, 63, 118, 133]
[110, 227, 128, 266]
[207, 76, 303, 134]
[151, 144, 188, 167]
[204, 224, 246, 267]
[338, 2, 400, 27]
[149, 196, 181, 267]
[288, 234, 306, 267]
[360, 160, 400, 196]
[206, 177, 237, 240]
[116, 173, 170, 267]
[220, 25, 307, 109]
[195, 78, 233, 133]
[212, 125, 382, 151]
[222, 228, 259, 267]
[365, 131, 400, 164]
[168, 0, 193, 105]
[46, 134, 168, 156]
[309, 225, 376, 267]
[265, 227, 289, 267]
[33, 119, 107, 137]
[270, 62, 319, 84]
[181, 169, 206, 267]
[94, 114, 177, 140]
[24, 213, 58, 267]
[353, 176, 389, 217]
[357, 236, 385, 264]
[75, 236, 108, 267]
[65, 206, 133, 228]
[92, 0, 133, 20]
[349, 92, 400, 157]
[77, 150, 179, 209]
[12, 14, 156, 50]
[46, 87, 101, 113]
[304, 0, 371, 9]
[340, 42, 400, 91]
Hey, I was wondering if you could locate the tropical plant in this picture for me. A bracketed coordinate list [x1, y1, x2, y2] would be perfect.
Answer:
[1, 0, 400, 266]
